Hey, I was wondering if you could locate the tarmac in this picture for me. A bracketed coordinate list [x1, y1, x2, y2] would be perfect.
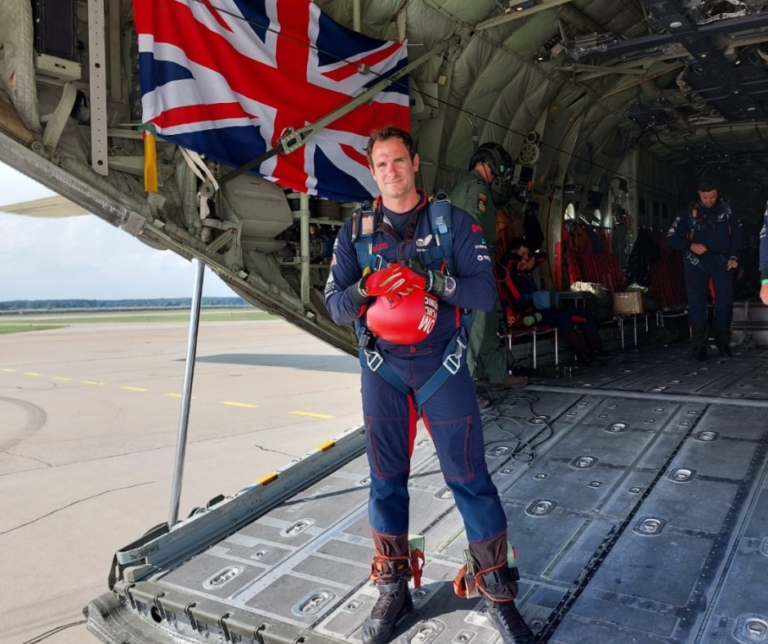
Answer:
[0, 318, 361, 644]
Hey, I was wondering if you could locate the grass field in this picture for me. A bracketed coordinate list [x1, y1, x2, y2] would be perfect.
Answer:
[0, 309, 274, 334]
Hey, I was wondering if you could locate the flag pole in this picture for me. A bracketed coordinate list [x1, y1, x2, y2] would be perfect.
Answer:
[218, 35, 461, 187]
[168, 257, 205, 527]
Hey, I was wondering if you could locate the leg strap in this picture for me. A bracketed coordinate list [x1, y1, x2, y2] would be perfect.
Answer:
[370, 555, 412, 584]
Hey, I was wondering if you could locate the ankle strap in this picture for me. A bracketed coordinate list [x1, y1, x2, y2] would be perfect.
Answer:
[478, 564, 520, 588]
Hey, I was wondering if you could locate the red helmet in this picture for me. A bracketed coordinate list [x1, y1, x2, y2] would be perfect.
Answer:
[366, 288, 439, 345]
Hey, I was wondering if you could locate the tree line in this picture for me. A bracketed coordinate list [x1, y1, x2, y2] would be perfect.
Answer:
[0, 297, 248, 312]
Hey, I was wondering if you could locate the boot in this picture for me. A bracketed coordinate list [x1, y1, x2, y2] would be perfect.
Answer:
[562, 327, 598, 367]
[488, 374, 529, 391]
[714, 326, 732, 358]
[469, 536, 535, 644]
[690, 323, 708, 361]
[362, 532, 413, 644]
[583, 328, 605, 356]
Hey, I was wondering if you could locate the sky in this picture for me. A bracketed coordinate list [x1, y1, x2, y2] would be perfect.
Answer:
[0, 162, 235, 301]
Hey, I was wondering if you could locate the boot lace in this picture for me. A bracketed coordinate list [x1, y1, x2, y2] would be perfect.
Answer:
[371, 586, 405, 620]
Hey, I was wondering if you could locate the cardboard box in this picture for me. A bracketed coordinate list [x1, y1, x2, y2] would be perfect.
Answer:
[613, 291, 644, 316]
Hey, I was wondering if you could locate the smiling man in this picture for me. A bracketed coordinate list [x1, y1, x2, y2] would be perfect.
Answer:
[324, 126, 535, 644]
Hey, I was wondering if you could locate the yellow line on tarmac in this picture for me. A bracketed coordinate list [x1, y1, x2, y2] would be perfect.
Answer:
[222, 401, 259, 409]
[84, 380, 104, 386]
[52, 376, 71, 381]
[290, 411, 335, 420]
[2, 368, 16, 373]
[122, 386, 148, 392]
[24, 372, 41, 377]
[165, 393, 197, 399]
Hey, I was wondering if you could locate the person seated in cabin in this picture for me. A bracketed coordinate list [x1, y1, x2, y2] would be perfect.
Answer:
[499, 237, 615, 367]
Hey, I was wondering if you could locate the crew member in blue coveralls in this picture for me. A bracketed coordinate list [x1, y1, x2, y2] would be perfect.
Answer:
[666, 178, 743, 360]
[760, 201, 768, 305]
[325, 127, 534, 644]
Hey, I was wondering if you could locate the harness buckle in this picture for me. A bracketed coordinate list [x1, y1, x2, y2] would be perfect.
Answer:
[364, 349, 384, 372]
[443, 337, 466, 375]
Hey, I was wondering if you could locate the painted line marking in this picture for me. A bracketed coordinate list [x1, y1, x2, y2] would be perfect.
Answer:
[24, 372, 41, 377]
[84, 380, 105, 386]
[222, 401, 259, 409]
[122, 386, 148, 392]
[2, 368, 16, 373]
[52, 376, 71, 381]
[290, 411, 335, 420]
[165, 393, 197, 399]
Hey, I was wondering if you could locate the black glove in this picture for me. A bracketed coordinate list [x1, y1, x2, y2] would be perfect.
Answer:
[407, 260, 456, 300]
[349, 271, 372, 306]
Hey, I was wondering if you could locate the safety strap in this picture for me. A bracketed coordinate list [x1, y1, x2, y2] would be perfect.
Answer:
[408, 533, 425, 590]
[412, 326, 468, 410]
[358, 346, 411, 396]
[418, 191, 456, 274]
[180, 147, 219, 220]
[369, 555, 411, 582]
[353, 201, 382, 271]
[453, 543, 519, 599]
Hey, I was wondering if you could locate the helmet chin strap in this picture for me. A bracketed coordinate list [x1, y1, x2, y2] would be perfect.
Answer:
[479, 162, 496, 184]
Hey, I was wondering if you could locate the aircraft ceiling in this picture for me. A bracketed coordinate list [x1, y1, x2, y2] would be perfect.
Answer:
[315, 0, 768, 217]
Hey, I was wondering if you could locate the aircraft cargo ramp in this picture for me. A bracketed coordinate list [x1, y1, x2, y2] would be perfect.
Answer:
[86, 345, 768, 644]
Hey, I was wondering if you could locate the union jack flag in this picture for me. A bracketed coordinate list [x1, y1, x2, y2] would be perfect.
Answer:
[135, 0, 410, 201]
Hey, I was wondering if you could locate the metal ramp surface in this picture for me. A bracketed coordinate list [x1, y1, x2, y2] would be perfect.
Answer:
[88, 345, 768, 644]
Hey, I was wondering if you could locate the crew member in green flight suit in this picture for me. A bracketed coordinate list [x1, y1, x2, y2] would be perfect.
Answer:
[451, 143, 527, 403]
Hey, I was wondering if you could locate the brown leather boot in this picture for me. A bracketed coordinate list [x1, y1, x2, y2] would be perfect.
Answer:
[361, 532, 413, 644]
[469, 536, 535, 644]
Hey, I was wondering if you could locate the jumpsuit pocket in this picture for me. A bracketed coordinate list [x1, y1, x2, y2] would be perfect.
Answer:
[365, 416, 412, 479]
[428, 416, 474, 482]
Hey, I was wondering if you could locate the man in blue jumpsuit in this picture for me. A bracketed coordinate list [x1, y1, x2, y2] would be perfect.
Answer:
[666, 178, 743, 360]
[325, 127, 534, 644]
[760, 202, 768, 305]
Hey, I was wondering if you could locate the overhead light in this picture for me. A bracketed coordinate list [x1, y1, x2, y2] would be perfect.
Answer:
[670, 21, 683, 28]
[507, 0, 536, 11]
[747, 106, 757, 111]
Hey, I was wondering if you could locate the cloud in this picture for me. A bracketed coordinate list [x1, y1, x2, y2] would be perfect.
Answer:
[0, 164, 234, 300]
[0, 162, 56, 203]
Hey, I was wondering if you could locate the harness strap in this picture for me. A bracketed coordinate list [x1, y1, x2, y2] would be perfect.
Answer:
[358, 347, 411, 397]
[430, 191, 457, 276]
[359, 324, 469, 413]
[413, 325, 469, 411]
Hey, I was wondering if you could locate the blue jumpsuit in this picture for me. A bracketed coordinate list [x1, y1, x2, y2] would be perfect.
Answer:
[324, 190, 508, 544]
[666, 200, 743, 347]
